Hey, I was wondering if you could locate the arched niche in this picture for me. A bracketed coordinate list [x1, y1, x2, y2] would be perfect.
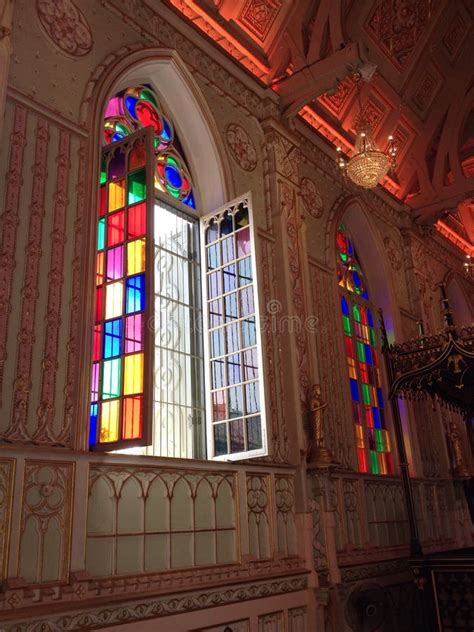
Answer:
[445, 274, 473, 327]
[329, 196, 401, 343]
[83, 48, 232, 212]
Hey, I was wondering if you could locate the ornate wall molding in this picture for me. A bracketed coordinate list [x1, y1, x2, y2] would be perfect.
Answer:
[36, 0, 93, 58]
[0, 458, 15, 580]
[62, 140, 86, 448]
[6, 118, 50, 442]
[259, 237, 288, 462]
[81, 2, 279, 128]
[247, 474, 272, 560]
[2, 576, 308, 632]
[281, 182, 310, 407]
[226, 123, 258, 171]
[35, 129, 71, 444]
[0, 104, 27, 406]
[300, 177, 323, 219]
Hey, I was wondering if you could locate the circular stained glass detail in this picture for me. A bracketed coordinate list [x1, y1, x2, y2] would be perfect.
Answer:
[103, 85, 195, 208]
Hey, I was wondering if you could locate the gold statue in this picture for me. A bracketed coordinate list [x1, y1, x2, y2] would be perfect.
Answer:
[307, 384, 333, 465]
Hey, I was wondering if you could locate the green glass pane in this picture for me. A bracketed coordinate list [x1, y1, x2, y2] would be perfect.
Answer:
[128, 169, 146, 204]
[353, 304, 361, 322]
[362, 383, 371, 405]
[100, 160, 107, 185]
[370, 450, 379, 474]
[343, 315, 352, 335]
[102, 358, 122, 399]
[97, 218, 105, 251]
[375, 429, 384, 451]
[369, 328, 376, 346]
[357, 341, 365, 362]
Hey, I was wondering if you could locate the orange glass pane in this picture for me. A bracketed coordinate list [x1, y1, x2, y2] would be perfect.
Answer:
[108, 179, 125, 212]
[127, 239, 146, 275]
[378, 452, 388, 475]
[123, 353, 144, 395]
[122, 396, 143, 439]
[99, 400, 119, 442]
[96, 252, 104, 286]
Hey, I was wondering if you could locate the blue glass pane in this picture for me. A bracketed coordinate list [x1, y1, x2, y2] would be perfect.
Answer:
[350, 378, 359, 401]
[125, 95, 138, 118]
[341, 296, 350, 316]
[377, 387, 384, 409]
[126, 274, 145, 314]
[367, 310, 374, 327]
[372, 407, 381, 428]
[352, 270, 361, 290]
[89, 403, 98, 446]
[365, 345, 373, 365]
[362, 288, 369, 300]
[182, 191, 195, 208]
[104, 318, 122, 358]
[165, 165, 182, 188]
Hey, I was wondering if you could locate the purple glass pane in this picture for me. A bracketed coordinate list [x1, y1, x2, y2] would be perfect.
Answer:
[236, 227, 250, 257]
[125, 314, 143, 353]
[106, 245, 124, 281]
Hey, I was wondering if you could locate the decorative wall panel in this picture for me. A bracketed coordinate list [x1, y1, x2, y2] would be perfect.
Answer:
[288, 606, 307, 632]
[247, 473, 271, 560]
[275, 475, 297, 557]
[258, 610, 284, 632]
[0, 458, 15, 580]
[0, 98, 84, 447]
[87, 465, 237, 576]
[19, 460, 74, 583]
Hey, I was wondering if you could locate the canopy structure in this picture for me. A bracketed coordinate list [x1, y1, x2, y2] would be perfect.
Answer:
[380, 287, 474, 417]
[378, 286, 473, 557]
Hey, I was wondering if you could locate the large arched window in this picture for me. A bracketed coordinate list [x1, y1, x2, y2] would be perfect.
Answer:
[336, 223, 393, 475]
[89, 84, 266, 461]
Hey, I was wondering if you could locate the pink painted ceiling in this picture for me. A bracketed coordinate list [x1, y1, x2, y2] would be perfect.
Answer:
[163, 0, 474, 251]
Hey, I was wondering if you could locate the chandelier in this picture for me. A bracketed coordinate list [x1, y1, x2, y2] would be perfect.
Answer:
[336, 77, 397, 189]
[463, 254, 473, 279]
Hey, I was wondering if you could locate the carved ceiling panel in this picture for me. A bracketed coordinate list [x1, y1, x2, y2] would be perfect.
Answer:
[163, 0, 473, 250]
[365, 0, 439, 70]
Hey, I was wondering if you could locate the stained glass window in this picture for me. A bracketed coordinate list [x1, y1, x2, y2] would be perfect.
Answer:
[337, 223, 392, 475]
[90, 128, 153, 449]
[91, 85, 265, 459]
[103, 86, 195, 208]
[203, 199, 266, 459]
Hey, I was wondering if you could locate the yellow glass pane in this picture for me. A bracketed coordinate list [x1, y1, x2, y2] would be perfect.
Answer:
[379, 452, 387, 475]
[355, 424, 364, 448]
[127, 239, 146, 275]
[108, 180, 125, 212]
[383, 429, 391, 452]
[99, 400, 119, 442]
[124, 353, 144, 395]
[105, 281, 123, 319]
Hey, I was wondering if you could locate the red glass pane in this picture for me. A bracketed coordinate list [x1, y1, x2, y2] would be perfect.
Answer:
[107, 211, 125, 246]
[99, 186, 106, 217]
[129, 142, 146, 170]
[93, 324, 102, 362]
[122, 396, 143, 439]
[128, 203, 146, 238]
[365, 407, 374, 427]
[136, 101, 163, 136]
[95, 286, 103, 323]
[357, 448, 368, 472]
[344, 336, 354, 358]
